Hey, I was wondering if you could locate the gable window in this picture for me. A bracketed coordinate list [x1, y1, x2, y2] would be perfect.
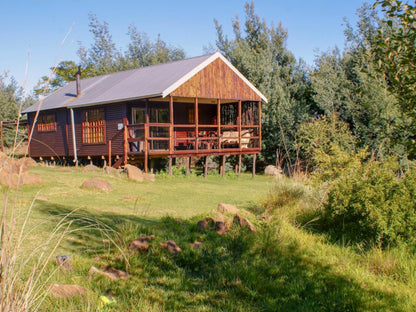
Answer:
[37, 114, 56, 132]
[82, 108, 105, 144]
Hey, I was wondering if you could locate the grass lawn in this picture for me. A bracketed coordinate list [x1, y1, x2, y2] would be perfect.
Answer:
[2, 166, 416, 311]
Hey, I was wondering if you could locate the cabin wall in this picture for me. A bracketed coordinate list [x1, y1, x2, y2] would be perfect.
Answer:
[27, 109, 68, 158]
[69, 103, 126, 158]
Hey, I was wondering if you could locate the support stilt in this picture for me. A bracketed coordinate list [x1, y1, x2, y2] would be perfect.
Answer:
[252, 154, 256, 178]
[168, 157, 172, 176]
[204, 156, 208, 178]
[221, 155, 226, 177]
[238, 154, 242, 178]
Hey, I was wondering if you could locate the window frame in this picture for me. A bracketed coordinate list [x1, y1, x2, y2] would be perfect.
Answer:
[81, 108, 106, 144]
[37, 114, 57, 132]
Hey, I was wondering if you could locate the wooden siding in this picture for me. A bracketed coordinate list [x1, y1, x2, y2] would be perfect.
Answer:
[27, 109, 68, 158]
[171, 58, 261, 101]
[70, 103, 126, 158]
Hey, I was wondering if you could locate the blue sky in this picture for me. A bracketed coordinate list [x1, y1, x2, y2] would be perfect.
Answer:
[0, 0, 369, 94]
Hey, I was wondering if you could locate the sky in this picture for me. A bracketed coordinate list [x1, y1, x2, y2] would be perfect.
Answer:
[0, 0, 370, 95]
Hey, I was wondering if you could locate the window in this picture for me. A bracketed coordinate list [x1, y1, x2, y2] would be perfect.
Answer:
[82, 108, 105, 144]
[37, 114, 56, 132]
[187, 108, 195, 124]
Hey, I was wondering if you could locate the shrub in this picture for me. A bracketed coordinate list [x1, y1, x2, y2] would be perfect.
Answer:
[318, 154, 416, 250]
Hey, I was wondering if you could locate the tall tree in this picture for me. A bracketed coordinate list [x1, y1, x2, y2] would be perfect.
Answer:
[215, 1, 315, 166]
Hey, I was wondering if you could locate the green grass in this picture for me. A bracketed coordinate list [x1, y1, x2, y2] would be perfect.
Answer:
[2, 166, 416, 311]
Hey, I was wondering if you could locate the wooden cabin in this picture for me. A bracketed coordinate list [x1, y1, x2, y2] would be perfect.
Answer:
[23, 52, 267, 173]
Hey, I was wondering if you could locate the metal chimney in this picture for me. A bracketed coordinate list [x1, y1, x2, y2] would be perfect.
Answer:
[75, 65, 81, 97]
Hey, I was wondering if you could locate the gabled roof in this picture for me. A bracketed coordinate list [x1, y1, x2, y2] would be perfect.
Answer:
[24, 52, 267, 114]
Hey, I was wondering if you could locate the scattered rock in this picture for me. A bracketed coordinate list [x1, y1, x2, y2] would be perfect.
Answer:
[104, 166, 122, 175]
[197, 217, 215, 232]
[264, 165, 283, 178]
[213, 213, 226, 222]
[17, 157, 38, 167]
[128, 235, 155, 252]
[217, 203, 239, 214]
[124, 164, 144, 182]
[190, 241, 203, 249]
[123, 195, 132, 200]
[83, 164, 99, 172]
[22, 173, 43, 185]
[56, 255, 71, 271]
[143, 173, 156, 182]
[47, 284, 86, 299]
[215, 221, 227, 235]
[81, 178, 112, 192]
[36, 195, 50, 201]
[233, 214, 257, 232]
[160, 240, 181, 255]
[89, 266, 130, 281]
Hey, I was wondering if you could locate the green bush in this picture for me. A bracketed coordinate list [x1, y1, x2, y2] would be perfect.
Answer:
[318, 153, 416, 250]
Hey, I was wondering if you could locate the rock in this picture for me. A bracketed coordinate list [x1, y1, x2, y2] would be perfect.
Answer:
[264, 165, 283, 178]
[197, 217, 215, 232]
[217, 203, 239, 214]
[233, 214, 257, 232]
[190, 241, 203, 249]
[128, 235, 155, 252]
[81, 178, 112, 192]
[83, 164, 99, 172]
[124, 164, 144, 182]
[17, 157, 38, 167]
[143, 173, 156, 182]
[160, 240, 181, 255]
[215, 221, 227, 235]
[56, 255, 71, 271]
[89, 266, 130, 281]
[22, 173, 43, 185]
[104, 166, 121, 175]
[47, 284, 86, 299]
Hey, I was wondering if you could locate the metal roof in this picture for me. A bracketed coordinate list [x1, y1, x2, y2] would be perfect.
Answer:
[23, 52, 267, 114]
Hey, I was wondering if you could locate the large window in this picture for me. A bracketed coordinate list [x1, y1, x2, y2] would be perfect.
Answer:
[37, 114, 56, 132]
[82, 108, 105, 144]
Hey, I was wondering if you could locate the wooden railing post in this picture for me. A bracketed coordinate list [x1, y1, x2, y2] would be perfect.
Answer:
[108, 140, 112, 167]
[195, 97, 199, 152]
[258, 101, 262, 149]
[0, 120, 3, 152]
[217, 99, 221, 150]
[144, 124, 148, 173]
[238, 100, 242, 150]
[169, 96, 174, 155]
[123, 125, 128, 166]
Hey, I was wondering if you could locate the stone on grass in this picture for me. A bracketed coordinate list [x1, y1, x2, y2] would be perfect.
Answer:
[83, 164, 99, 172]
[56, 255, 71, 271]
[197, 217, 215, 232]
[217, 203, 239, 214]
[128, 235, 155, 252]
[36, 195, 49, 201]
[264, 165, 283, 178]
[89, 266, 130, 281]
[81, 178, 112, 192]
[160, 240, 181, 255]
[190, 241, 203, 249]
[104, 166, 122, 175]
[124, 164, 144, 182]
[143, 173, 156, 182]
[22, 173, 43, 185]
[215, 221, 227, 235]
[233, 214, 257, 232]
[48, 284, 86, 299]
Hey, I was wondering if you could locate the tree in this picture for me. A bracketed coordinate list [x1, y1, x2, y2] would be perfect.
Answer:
[215, 1, 315, 167]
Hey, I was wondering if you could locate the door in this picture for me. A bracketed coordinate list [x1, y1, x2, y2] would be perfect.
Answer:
[131, 107, 145, 152]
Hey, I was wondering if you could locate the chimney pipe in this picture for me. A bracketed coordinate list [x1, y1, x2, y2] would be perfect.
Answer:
[75, 65, 81, 97]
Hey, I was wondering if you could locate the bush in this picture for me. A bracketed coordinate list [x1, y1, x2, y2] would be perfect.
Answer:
[318, 154, 416, 250]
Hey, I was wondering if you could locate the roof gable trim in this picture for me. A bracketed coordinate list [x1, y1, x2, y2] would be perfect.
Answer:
[162, 52, 268, 103]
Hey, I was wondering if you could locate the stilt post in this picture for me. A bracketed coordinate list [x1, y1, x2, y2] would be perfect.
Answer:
[238, 154, 242, 178]
[252, 154, 257, 178]
[204, 156, 208, 178]
[221, 155, 226, 177]
[168, 157, 172, 176]
[108, 140, 112, 167]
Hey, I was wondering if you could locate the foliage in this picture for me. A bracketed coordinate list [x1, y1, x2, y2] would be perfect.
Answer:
[314, 147, 416, 250]
[214, 1, 316, 167]
[35, 14, 185, 96]
[296, 115, 355, 170]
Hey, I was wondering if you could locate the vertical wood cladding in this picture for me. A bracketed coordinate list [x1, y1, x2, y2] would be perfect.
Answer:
[171, 58, 261, 101]
[27, 109, 68, 158]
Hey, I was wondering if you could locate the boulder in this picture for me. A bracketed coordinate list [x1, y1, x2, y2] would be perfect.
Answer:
[190, 241, 203, 249]
[143, 173, 156, 182]
[36, 195, 50, 201]
[82, 164, 99, 172]
[22, 173, 43, 185]
[89, 266, 130, 281]
[124, 164, 144, 182]
[197, 217, 215, 232]
[56, 255, 71, 271]
[217, 203, 239, 214]
[104, 166, 122, 175]
[215, 221, 227, 235]
[264, 165, 283, 178]
[160, 240, 181, 255]
[81, 178, 112, 192]
[233, 214, 257, 232]
[47, 284, 86, 299]
[128, 235, 155, 252]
